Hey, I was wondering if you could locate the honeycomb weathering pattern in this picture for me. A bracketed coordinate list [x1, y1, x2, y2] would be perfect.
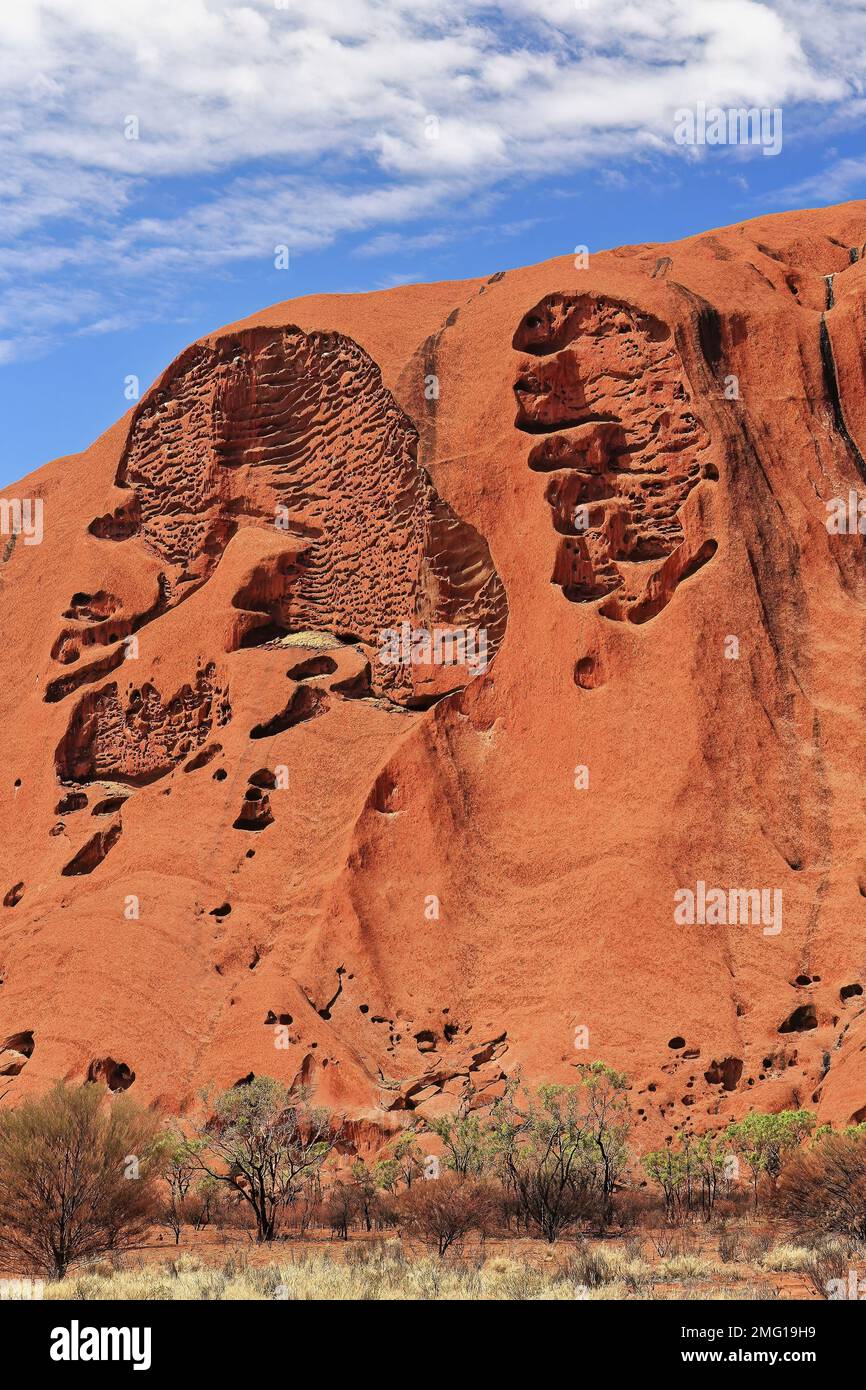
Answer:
[513, 293, 717, 623]
[106, 324, 506, 701]
[56, 664, 231, 786]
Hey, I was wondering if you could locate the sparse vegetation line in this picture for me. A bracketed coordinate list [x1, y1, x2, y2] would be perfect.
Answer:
[0, 1068, 863, 1300]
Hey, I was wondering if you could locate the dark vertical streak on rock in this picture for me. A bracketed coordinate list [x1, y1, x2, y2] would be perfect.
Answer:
[820, 315, 866, 483]
[824, 274, 835, 310]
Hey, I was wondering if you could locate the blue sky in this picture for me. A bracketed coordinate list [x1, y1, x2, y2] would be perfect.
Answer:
[1, 0, 866, 489]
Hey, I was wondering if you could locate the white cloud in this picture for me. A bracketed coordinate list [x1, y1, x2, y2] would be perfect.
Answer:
[0, 0, 863, 360]
[772, 155, 866, 206]
[353, 229, 455, 258]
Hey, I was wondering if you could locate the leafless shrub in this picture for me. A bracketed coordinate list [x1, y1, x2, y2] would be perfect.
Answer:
[395, 1175, 495, 1257]
[779, 1135, 866, 1242]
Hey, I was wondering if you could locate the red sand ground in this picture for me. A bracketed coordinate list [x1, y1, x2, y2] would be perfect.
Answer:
[2, 201, 866, 1152]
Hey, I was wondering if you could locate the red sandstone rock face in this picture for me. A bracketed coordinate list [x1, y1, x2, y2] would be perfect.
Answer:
[2, 201, 866, 1147]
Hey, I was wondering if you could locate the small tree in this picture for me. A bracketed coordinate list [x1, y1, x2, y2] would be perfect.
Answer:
[392, 1132, 424, 1189]
[644, 1146, 690, 1225]
[0, 1081, 163, 1278]
[694, 1133, 726, 1220]
[323, 1180, 357, 1240]
[185, 1174, 224, 1230]
[492, 1080, 598, 1242]
[159, 1136, 203, 1244]
[192, 1078, 342, 1242]
[373, 1157, 401, 1194]
[350, 1159, 378, 1232]
[428, 1098, 495, 1177]
[294, 1170, 323, 1235]
[644, 1134, 725, 1224]
[576, 1062, 632, 1228]
[725, 1110, 815, 1209]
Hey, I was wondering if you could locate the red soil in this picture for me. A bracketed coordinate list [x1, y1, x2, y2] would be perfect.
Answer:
[2, 200, 866, 1150]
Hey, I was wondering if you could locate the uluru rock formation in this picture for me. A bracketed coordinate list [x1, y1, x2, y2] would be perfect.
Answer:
[3, 200, 866, 1147]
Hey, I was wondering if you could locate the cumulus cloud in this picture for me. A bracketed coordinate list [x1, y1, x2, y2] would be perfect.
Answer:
[0, 0, 863, 359]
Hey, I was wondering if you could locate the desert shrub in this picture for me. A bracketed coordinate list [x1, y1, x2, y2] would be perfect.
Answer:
[492, 1082, 599, 1242]
[183, 1175, 227, 1230]
[490, 1261, 548, 1300]
[713, 1194, 749, 1222]
[649, 1228, 685, 1260]
[563, 1240, 615, 1289]
[218, 1195, 258, 1233]
[323, 1180, 359, 1240]
[718, 1229, 741, 1264]
[804, 1239, 849, 1299]
[575, 1063, 632, 1228]
[743, 1231, 772, 1263]
[761, 1243, 811, 1272]
[492, 1184, 522, 1233]
[395, 1175, 495, 1256]
[0, 1081, 163, 1278]
[613, 1188, 660, 1230]
[621, 1235, 644, 1261]
[779, 1133, 866, 1242]
[659, 1253, 718, 1282]
[377, 1192, 399, 1230]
